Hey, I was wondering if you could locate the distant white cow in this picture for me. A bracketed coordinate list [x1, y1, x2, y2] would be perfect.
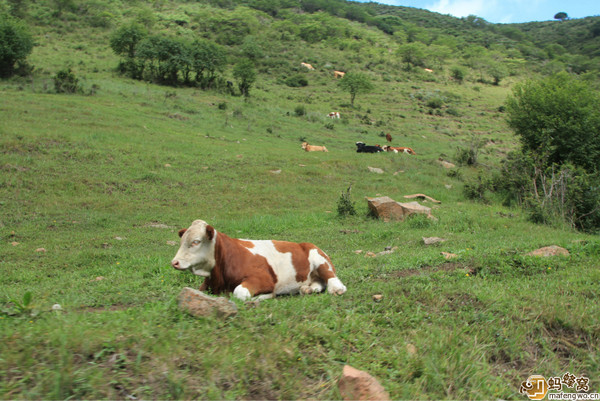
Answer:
[301, 62, 315, 70]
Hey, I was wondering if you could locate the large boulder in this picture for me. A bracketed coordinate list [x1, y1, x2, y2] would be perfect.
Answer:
[177, 287, 238, 318]
[338, 365, 390, 401]
[367, 196, 435, 222]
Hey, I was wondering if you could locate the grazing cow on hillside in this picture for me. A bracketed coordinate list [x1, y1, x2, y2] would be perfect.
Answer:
[328, 112, 341, 119]
[386, 133, 392, 143]
[424, 68, 433, 73]
[356, 142, 383, 153]
[301, 62, 315, 70]
[382, 145, 417, 155]
[334, 71, 345, 78]
[171, 220, 347, 300]
[302, 142, 329, 152]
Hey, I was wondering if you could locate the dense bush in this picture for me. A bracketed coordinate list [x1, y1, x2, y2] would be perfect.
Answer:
[0, 15, 33, 78]
[506, 72, 600, 171]
[285, 74, 308, 87]
[502, 72, 600, 232]
[53, 67, 80, 94]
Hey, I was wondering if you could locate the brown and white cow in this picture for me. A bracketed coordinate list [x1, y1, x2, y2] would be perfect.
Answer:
[171, 220, 347, 300]
[382, 145, 417, 155]
[302, 142, 329, 152]
[385, 133, 392, 143]
[334, 71, 345, 78]
[328, 112, 341, 119]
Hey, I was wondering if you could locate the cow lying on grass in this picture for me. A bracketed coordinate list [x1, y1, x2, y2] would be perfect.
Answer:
[382, 145, 417, 155]
[302, 142, 329, 152]
[171, 220, 347, 300]
[356, 142, 383, 153]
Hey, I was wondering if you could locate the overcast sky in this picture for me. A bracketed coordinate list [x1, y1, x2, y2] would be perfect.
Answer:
[358, 0, 599, 24]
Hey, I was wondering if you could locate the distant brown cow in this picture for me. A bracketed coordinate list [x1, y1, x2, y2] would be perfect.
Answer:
[302, 142, 329, 152]
[386, 133, 392, 143]
[301, 62, 315, 70]
[383, 145, 417, 155]
[334, 71, 345, 78]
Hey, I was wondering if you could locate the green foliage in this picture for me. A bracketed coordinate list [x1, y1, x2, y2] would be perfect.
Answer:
[336, 185, 356, 216]
[285, 74, 308, 88]
[338, 72, 374, 106]
[233, 58, 256, 97]
[397, 42, 426, 70]
[53, 67, 80, 94]
[506, 72, 600, 172]
[2, 291, 36, 317]
[109, 23, 147, 60]
[294, 104, 306, 116]
[0, 15, 33, 78]
[554, 12, 568, 21]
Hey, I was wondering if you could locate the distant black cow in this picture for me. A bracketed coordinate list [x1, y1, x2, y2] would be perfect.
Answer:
[356, 142, 383, 153]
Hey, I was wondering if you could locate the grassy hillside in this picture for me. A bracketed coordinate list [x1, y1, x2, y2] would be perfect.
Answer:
[1, 0, 599, 399]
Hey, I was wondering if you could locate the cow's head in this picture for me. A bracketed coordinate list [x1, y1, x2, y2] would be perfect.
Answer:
[171, 220, 216, 277]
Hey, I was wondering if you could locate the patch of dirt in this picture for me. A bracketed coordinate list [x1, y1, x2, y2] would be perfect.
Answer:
[79, 304, 132, 313]
[391, 262, 470, 278]
[542, 320, 592, 361]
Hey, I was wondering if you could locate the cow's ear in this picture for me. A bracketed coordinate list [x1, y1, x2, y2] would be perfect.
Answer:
[206, 225, 214, 241]
[178, 228, 187, 238]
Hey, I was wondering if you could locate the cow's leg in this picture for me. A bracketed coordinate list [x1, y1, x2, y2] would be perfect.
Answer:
[233, 276, 275, 301]
[198, 277, 209, 292]
[316, 264, 347, 295]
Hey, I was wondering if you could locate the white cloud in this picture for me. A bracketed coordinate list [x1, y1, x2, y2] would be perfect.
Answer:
[427, 0, 491, 18]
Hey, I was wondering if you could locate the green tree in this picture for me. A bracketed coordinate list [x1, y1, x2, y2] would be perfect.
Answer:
[0, 15, 33, 78]
[397, 42, 426, 70]
[233, 59, 256, 97]
[338, 72, 374, 106]
[191, 39, 227, 88]
[110, 23, 147, 59]
[505, 72, 600, 171]
[554, 12, 568, 21]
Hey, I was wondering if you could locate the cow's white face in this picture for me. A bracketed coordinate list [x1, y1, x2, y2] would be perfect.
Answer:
[171, 220, 216, 277]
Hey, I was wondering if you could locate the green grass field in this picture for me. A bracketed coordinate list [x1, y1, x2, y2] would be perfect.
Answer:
[1, 10, 599, 400]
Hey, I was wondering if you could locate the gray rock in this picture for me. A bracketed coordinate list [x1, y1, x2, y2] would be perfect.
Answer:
[177, 287, 237, 318]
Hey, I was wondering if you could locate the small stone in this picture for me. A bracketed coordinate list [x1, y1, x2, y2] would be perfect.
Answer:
[406, 344, 418, 356]
[365, 251, 377, 258]
[164, 163, 171, 168]
[114, 237, 124, 241]
[51, 304, 62, 311]
[372, 294, 383, 302]
[368, 166, 384, 174]
[338, 365, 390, 401]
[166, 240, 178, 246]
[423, 237, 447, 245]
[441, 251, 458, 260]
[35, 248, 47, 253]
[270, 169, 282, 174]
[93, 276, 105, 281]
[354, 250, 363, 254]
[11, 242, 19, 246]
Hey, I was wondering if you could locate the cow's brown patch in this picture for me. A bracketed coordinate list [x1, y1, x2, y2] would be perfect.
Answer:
[273, 241, 311, 282]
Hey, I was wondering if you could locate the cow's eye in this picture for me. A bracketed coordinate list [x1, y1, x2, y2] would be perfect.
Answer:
[191, 240, 201, 246]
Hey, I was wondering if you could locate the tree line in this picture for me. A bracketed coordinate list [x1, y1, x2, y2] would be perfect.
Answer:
[109, 23, 258, 96]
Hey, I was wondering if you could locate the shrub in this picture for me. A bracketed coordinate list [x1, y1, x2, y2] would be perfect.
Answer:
[506, 72, 600, 172]
[294, 105, 306, 116]
[285, 74, 308, 87]
[450, 66, 465, 83]
[337, 185, 356, 217]
[0, 15, 34, 78]
[53, 67, 80, 94]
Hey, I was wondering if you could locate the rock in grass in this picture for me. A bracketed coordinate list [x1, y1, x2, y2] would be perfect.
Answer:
[526, 245, 569, 257]
[177, 287, 237, 318]
[423, 237, 446, 245]
[338, 365, 390, 401]
[367, 196, 435, 222]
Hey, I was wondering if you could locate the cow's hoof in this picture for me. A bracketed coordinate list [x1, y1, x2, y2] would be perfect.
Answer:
[300, 285, 313, 295]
